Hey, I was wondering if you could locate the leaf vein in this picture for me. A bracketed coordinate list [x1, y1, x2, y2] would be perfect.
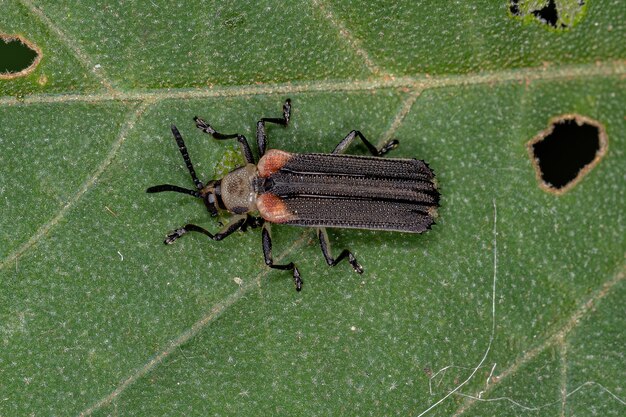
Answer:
[17, 0, 119, 93]
[310, 0, 383, 75]
[3, 60, 622, 106]
[453, 262, 626, 416]
[0, 101, 151, 271]
[77, 232, 313, 416]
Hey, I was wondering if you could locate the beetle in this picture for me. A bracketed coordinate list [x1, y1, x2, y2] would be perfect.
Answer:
[147, 99, 439, 291]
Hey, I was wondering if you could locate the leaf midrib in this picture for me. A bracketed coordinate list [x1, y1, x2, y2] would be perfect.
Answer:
[2, 59, 625, 106]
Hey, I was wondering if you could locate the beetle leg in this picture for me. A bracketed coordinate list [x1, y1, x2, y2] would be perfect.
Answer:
[332, 130, 399, 156]
[317, 228, 363, 273]
[194, 117, 255, 164]
[256, 98, 291, 157]
[170, 125, 204, 190]
[261, 223, 302, 291]
[240, 215, 265, 232]
[164, 216, 247, 244]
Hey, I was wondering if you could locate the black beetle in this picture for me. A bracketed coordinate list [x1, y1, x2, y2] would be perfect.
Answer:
[147, 99, 439, 290]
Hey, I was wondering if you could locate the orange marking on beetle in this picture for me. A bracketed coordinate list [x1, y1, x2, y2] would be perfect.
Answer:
[257, 193, 296, 223]
[257, 149, 293, 178]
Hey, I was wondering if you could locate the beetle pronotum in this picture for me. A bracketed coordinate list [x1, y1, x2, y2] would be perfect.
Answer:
[147, 99, 440, 291]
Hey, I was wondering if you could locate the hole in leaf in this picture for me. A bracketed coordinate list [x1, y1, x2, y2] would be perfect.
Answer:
[509, 1, 520, 15]
[528, 115, 607, 194]
[509, 0, 586, 30]
[531, 0, 560, 27]
[0, 34, 42, 79]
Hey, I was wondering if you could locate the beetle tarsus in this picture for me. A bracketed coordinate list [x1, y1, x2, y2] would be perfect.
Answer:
[164, 218, 248, 245]
[194, 117, 255, 164]
[259, 98, 291, 127]
[378, 139, 400, 156]
[165, 224, 214, 244]
[281, 98, 291, 125]
[347, 253, 364, 274]
[293, 267, 303, 291]
[193, 117, 217, 135]
[165, 228, 188, 244]
[318, 228, 363, 274]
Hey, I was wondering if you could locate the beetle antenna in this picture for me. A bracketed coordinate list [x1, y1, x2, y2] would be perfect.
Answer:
[146, 184, 201, 198]
[171, 125, 204, 190]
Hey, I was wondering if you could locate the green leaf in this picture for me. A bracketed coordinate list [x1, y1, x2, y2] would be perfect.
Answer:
[1, 1, 624, 416]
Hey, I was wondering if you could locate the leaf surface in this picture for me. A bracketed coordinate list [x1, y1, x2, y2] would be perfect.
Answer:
[1, 1, 624, 416]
